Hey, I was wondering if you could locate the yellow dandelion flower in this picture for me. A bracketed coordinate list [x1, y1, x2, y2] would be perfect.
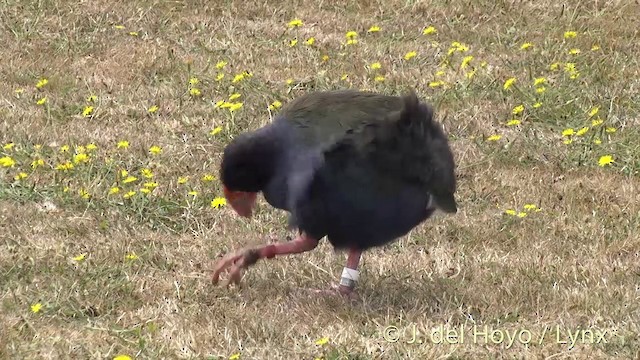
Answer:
[268, 100, 282, 111]
[31, 303, 42, 314]
[232, 73, 245, 83]
[59, 145, 69, 152]
[505, 209, 517, 216]
[576, 127, 589, 136]
[549, 62, 560, 71]
[123, 190, 136, 199]
[520, 42, 533, 50]
[125, 253, 139, 261]
[117, 140, 129, 149]
[563, 138, 573, 144]
[404, 51, 417, 60]
[14, 172, 28, 180]
[109, 187, 120, 195]
[564, 31, 577, 39]
[229, 353, 240, 360]
[517, 212, 527, 218]
[35, 78, 48, 88]
[140, 188, 151, 194]
[31, 303, 43, 313]
[286, 78, 294, 85]
[512, 105, 525, 115]
[568, 48, 581, 55]
[591, 44, 600, 51]
[305, 37, 315, 46]
[367, 25, 380, 33]
[31, 159, 45, 168]
[534, 77, 546, 86]
[593, 138, 602, 144]
[506, 119, 521, 126]
[37, 97, 47, 105]
[423, 26, 437, 35]
[82, 106, 94, 117]
[536, 87, 546, 94]
[141, 168, 153, 178]
[288, 19, 303, 28]
[429, 80, 445, 88]
[345, 31, 358, 39]
[346, 39, 357, 45]
[605, 127, 616, 133]
[487, 134, 502, 141]
[216, 60, 227, 69]
[588, 107, 599, 117]
[598, 155, 614, 167]
[113, 355, 133, 360]
[188, 77, 199, 86]
[188, 190, 198, 197]
[73, 253, 87, 262]
[87, 95, 97, 102]
[123, 176, 138, 184]
[148, 105, 159, 113]
[143, 181, 158, 189]
[15, 88, 24, 94]
[149, 145, 162, 155]
[465, 69, 477, 79]
[211, 197, 227, 208]
[114, 25, 125, 29]
[321, 54, 329, 62]
[73, 153, 89, 164]
[591, 118, 604, 126]
[189, 88, 201, 96]
[0, 156, 16, 168]
[460, 55, 473, 69]
[120, 169, 129, 177]
[289, 39, 298, 47]
[78, 189, 90, 199]
[55, 162, 74, 171]
[533, 102, 542, 108]
[374, 75, 385, 82]
[340, 74, 348, 81]
[128, 31, 138, 36]
[215, 73, 224, 81]
[370, 62, 381, 70]
[523, 204, 538, 211]
[178, 176, 189, 184]
[210, 126, 223, 136]
[229, 93, 241, 101]
[229, 102, 243, 112]
[315, 337, 330, 346]
[562, 128, 575, 136]
[503, 77, 516, 90]
[202, 174, 216, 182]
[564, 63, 576, 73]
[86, 143, 97, 151]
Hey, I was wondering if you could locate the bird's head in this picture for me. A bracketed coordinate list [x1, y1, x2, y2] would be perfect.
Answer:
[219, 129, 281, 218]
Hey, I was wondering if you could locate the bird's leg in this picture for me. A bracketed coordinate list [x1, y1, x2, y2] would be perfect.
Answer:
[337, 248, 362, 295]
[211, 233, 319, 286]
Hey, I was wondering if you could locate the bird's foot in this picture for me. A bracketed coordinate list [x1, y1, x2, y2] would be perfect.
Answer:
[211, 248, 261, 286]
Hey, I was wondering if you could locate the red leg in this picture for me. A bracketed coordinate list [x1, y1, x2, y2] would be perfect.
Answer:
[338, 248, 363, 294]
[304, 248, 362, 299]
[212, 233, 319, 286]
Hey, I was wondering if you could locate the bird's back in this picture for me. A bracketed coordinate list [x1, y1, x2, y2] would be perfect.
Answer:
[282, 90, 457, 251]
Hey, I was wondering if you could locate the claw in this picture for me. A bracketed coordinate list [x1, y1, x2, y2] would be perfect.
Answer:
[211, 248, 261, 286]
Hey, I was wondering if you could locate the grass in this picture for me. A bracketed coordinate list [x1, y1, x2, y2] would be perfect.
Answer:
[1, 0, 639, 359]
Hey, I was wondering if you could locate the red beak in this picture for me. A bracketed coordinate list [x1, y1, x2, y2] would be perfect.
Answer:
[223, 186, 257, 218]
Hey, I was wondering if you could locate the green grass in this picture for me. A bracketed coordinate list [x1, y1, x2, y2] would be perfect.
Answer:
[1, 0, 639, 359]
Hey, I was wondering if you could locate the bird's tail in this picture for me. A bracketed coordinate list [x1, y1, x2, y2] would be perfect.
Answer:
[381, 89, 458, 213]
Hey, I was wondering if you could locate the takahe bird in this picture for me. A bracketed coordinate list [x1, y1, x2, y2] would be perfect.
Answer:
[213, 89, 457, 296]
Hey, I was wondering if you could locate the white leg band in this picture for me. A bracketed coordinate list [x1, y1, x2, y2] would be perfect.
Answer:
[339, 267, 359, 288]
